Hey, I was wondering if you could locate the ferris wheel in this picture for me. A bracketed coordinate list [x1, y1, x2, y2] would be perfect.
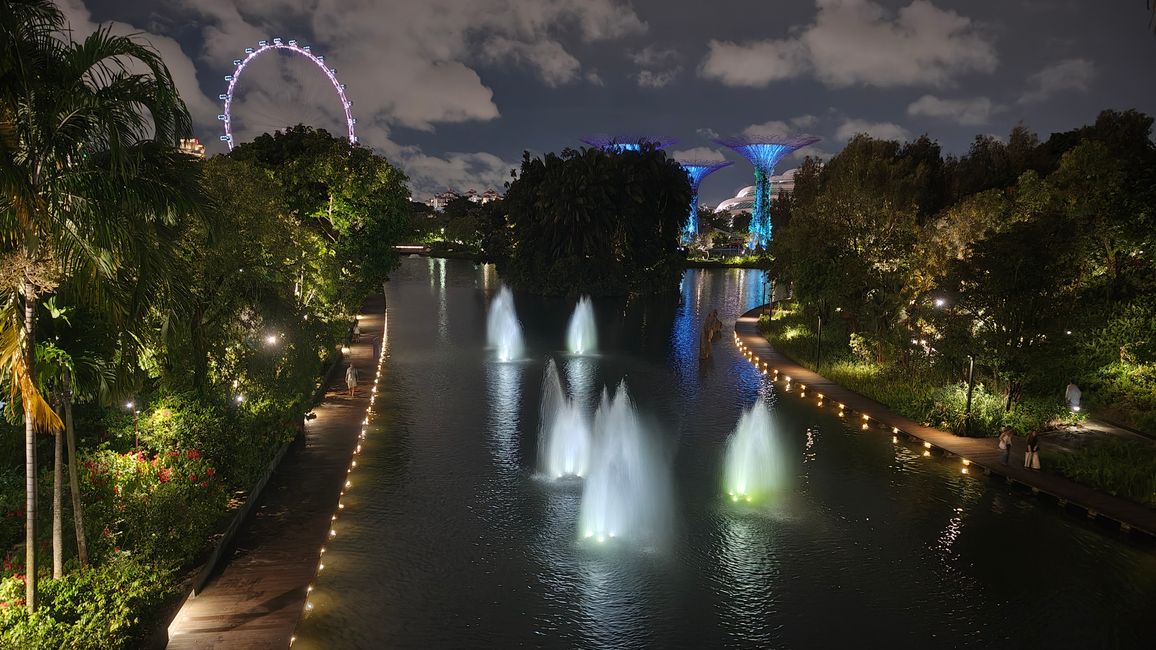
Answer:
[218, 38, 357, 150]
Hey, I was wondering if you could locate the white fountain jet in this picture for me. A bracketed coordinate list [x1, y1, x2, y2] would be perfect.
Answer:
[566, 296, 597, 355]
[539, 359, 591, 479]
[486, 286, 524, 362]
[578, 382, 672, 547]
[723, 398, 787, 504]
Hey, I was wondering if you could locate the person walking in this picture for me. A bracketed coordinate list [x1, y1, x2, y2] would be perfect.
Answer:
[371, 336, 380, 360]
[352, 319, 362, 342]
[345, 362, 359, 398]
[1024, 431, 1041, 470]
[998, 429, 1013, 465]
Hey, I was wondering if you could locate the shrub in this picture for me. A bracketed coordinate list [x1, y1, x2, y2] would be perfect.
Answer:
[80, 449, 227, 568]
[1044, 438, 1156, 506]
[0, 556, 175, 650]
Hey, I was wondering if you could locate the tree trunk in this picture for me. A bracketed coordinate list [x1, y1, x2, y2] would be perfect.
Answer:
[64, 372, 87, 567]
[23, 282, 38, 611]
[52, 411, 62, 579]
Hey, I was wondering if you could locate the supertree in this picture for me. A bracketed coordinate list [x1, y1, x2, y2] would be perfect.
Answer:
[677, 160, 733, 245]
[715, 134, 819, 249]
[580, 134, 677, 153]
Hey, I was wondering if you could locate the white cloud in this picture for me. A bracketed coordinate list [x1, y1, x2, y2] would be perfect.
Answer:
[56, 0, 221, 136]
[741, 114, 819, 138]
[696, 127, 720, 139]
[629, 46, 679, 67]
[480, 37, 581, 86]
[835, 118, 911, 142]
[629, 45, 681, 88]
[700, 0, 997, 88]
[1018, 58, 1095, 104]
[670, 147, 727, 161]
[635, 68, 680, 88]
[699, 38, 808, 86]
[906, 95, 999, 125]
[82, 0, 647, 196]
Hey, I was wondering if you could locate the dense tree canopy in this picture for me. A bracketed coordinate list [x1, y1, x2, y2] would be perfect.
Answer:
[773, 109, 1156, 425]
[492, 145, 691, 296]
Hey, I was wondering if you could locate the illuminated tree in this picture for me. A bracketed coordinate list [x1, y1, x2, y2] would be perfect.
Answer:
[580, 134, 677, 153]
[676, 160, 732, 245]
[716, 135, 819, 248]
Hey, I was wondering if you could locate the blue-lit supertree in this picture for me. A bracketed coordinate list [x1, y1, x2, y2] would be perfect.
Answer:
[677, 160, 733, 245]
[580, 134, 677, 153]
[715, 135, 819, 249]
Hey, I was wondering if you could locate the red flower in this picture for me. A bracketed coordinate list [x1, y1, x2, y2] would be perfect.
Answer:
[206, 468, 215, 477]
[158, 468, 172, 484]
[186, 449, 201, 460]
[200, 481, 209, 488]
[102, 527, 112, 538]
[189, 473, 198, 482]
[167, 451, 179, 458]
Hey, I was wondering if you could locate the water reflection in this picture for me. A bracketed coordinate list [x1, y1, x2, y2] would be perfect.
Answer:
[486, 361, 521, 474]
[716, 513, 781, 647]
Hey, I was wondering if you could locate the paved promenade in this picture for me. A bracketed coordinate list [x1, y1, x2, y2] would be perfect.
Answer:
[734, 307, 1156, 541]
[166, 295, 385, 649]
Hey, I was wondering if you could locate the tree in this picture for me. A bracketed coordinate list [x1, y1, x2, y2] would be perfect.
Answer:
[501, 145, 690, 296]
[230, 126, 410, 312]
[0, 1, 199, 609]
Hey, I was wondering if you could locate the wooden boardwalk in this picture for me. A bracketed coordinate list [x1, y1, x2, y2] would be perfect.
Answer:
[734, 307, 1156, 542]
[166, 295, 385, 649]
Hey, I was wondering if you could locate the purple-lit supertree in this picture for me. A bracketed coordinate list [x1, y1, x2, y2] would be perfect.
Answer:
[715, 135, 819, 249]
[677, 160, 733, 245]
[580, 134, 677, 153]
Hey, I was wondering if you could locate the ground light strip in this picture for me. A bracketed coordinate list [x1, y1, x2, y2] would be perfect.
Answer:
[289, 316, 388, 646]
[732, 330, 974, 476]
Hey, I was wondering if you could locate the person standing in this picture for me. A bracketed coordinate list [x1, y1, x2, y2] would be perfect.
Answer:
[1024, 431, 1041, 470]
[998, 429, 1013, 465]
[345, 362, 359, 398]
[371, 336, 380, 360]
[1064, 381, 1082, 411]
[353, 319, 362, 342]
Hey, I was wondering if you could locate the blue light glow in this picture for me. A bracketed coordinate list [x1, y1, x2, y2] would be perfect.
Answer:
[715, 136, 819, 249]
[678, 160, 733, 244]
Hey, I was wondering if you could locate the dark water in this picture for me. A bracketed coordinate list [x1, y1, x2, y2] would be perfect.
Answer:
[293, 258, 1156, 649]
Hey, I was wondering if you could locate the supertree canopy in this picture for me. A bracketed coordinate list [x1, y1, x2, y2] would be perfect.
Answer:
[580, 134, 677, 153]
[677, 160, 733, 245]
[715, 134, 819, 249]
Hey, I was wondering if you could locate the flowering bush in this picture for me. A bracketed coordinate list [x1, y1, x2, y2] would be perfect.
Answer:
[80, 449, 227, 568]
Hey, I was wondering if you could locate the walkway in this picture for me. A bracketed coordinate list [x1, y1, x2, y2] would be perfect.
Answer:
[734, 307, 1156, 541]
[166, 295, 385, 649]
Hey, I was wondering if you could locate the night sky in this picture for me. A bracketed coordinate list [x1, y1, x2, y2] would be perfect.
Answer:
[67, 0, 1156, 203]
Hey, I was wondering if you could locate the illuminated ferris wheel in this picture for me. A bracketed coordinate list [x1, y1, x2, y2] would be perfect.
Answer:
[218, 38, 356, 150]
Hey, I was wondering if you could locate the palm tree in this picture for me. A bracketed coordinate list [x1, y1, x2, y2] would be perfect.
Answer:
[1, 0, 200, 610]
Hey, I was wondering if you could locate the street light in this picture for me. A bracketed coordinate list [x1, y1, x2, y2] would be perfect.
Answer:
[963, 354, 976, 436]
[265, 333, 278, 345]
[125, 401, 141, 453]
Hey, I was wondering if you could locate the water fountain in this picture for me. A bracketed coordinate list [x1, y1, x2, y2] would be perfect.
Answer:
[486, 286, 524, 362]
[539, 359, 592, 479]
[566, 296, 597, 355]
[578, 383, 672, 546]
[723, 398, 787, 504]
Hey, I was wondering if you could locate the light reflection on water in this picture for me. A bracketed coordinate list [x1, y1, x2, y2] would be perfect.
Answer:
[293, 259, 1156, 649]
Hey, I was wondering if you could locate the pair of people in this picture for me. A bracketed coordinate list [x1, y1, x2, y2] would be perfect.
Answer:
[997, 429, 1041, 470]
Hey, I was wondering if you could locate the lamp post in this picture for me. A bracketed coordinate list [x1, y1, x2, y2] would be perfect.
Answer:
[125, 401, 140, 453]
[963, 354, 976, 436]
[815, 314, 823, 370]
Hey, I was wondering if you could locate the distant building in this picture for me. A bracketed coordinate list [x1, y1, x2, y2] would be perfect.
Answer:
[714, 168, 798, 216]
[179, 138, 205, 158]
[427, 188, 502, 211]
[427, 190, 459, 212]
